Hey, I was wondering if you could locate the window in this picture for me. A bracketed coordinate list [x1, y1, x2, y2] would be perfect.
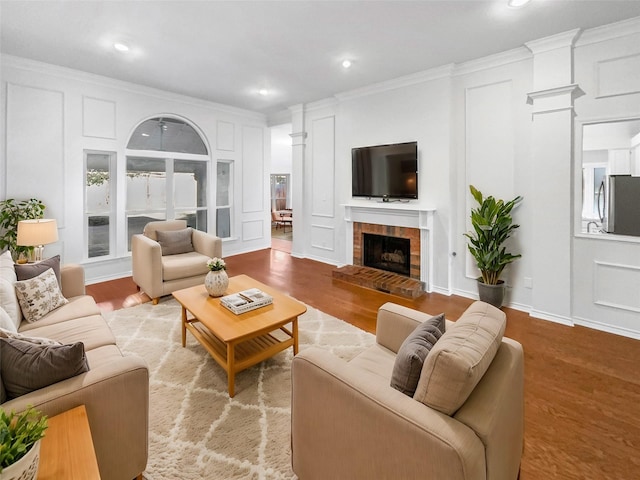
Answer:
[271, 174, 290, 211]
[85, 151, 116, 259]
[216, 160, 233, 239]
[126, 116, 209, 249]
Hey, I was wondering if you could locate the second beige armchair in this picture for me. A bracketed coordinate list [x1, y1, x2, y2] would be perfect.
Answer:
[132, 220, 222, 304]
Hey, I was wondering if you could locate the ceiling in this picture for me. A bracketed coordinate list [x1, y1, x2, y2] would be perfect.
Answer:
[2, 1, 640, 121]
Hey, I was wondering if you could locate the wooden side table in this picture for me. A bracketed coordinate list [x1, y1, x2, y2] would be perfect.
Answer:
[38, 405, 101, 479]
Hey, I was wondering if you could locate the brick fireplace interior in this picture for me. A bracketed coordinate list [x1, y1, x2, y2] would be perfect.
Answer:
[353, 222, 421, 280]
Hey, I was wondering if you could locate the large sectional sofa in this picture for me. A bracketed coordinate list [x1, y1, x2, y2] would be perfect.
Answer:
[0, 256, 149, 480]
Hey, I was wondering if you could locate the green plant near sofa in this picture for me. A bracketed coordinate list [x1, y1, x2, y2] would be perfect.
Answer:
[464, 185, 522, 307]
[0, 198, 46, 261]
[0, 406, 48, 473]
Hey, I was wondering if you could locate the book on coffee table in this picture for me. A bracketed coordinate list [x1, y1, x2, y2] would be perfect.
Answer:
[220, 288, 273, 315]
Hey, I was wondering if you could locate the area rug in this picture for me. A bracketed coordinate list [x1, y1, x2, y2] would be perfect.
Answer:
[103, 298, 375, 480]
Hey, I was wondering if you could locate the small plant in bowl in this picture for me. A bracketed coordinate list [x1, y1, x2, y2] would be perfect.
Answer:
[206, 257, 227, 271]
[0, 406, 48, 475]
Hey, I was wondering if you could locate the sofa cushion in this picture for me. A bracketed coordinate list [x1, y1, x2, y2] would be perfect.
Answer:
[1, 326, 62, 346]
[413, 301, 506, 415]
[15, 255, 62, 286]
[162, 251, 209, 281]
[18, 295, 102, 332]
[0, 337, 89, 399]
[20, 314, 116, 351]
[14, 268, 68, 323]
[390, 313, 445, 396]
[350, 344, 397, 382]
[0, 305, 16, 332]
[0, 251, 22, 328]
[156, 228, 194, 256]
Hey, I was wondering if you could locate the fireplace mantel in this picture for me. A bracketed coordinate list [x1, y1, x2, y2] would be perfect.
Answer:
[343, 203, 436, 292]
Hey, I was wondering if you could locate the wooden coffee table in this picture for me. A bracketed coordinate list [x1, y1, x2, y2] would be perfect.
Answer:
[172, 274, 306, 397]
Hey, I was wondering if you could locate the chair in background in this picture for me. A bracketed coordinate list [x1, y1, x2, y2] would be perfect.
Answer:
[131, 220, 222, 304]
[271, 210, 293, 233]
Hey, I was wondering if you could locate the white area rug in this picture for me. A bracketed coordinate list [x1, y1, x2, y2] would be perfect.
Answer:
[104, 298, 375, 480]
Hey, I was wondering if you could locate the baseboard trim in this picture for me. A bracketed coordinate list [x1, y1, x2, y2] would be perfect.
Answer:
[574, 316, 640, 340]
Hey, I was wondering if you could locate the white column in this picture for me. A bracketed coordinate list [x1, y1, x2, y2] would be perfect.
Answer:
[289, 104, 307, 258]
[525, 29, 582, 324]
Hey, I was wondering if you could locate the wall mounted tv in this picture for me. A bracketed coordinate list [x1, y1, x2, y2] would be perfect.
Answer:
[351, 141, 418, 200]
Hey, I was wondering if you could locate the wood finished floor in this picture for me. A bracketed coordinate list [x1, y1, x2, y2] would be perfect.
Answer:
[86, 248, 640, 480]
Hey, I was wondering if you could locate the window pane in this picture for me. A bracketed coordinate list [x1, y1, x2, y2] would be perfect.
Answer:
[217, 162, 230, 206]
[88, 215, 109, 258]
[216, 208, 231, 238]
[127, 213, 165, 250]
[126, 117, 207, 154]
[127, 157, 166, 211]
[176, 210, 207, 231]
[175, 160, 207, 208]
[86, 154, 111, 214]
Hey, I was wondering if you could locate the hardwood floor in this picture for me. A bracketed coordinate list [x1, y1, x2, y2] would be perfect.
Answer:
[86, 248, 640, 480]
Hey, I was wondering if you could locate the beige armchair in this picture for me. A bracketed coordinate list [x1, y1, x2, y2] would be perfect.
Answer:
[131, 220, 222, 304]
[291, 301, 524, 480]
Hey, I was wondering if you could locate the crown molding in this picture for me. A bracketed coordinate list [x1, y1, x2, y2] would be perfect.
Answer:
[453, 46, 531, 77]
[576, 15, 640, 47]
[304, 97, 339, 113]
[1, 54, 266, 122]
[335, 63, 454, 102]
[525, 28, 582, 54]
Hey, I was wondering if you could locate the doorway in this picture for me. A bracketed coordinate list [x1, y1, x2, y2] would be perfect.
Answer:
[270, 124, 293, 252]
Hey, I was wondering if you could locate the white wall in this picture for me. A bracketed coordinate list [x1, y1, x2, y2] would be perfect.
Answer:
[0, 55, 269, 283]
[295, 17, 640, 338]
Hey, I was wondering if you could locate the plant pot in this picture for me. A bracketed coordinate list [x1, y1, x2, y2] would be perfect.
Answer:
[477, 279, 505, 309]
[0, 439, 41, 480]
[204, 270, 229, 297]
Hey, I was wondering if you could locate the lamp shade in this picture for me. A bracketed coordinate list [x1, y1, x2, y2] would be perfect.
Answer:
[16, 219, 59, 246]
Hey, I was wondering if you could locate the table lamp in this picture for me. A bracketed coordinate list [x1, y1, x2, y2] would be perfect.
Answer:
[16, 218, 59, 262]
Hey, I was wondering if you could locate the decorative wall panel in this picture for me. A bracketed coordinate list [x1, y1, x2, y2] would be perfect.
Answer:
[242, 220, 264, 242]
[596, 53, 640, 98]
[82, 96, 116, 138]
[6, 83, 65, 224]
[241, 125, 264, 213]
[311, 116, 335, 217]
[464, 80, 514, 279]
[594, 261, 640, 313]
[310, 224, 335, 251]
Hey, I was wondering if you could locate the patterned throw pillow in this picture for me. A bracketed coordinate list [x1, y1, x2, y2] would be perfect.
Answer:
[14, 268, 68, 323]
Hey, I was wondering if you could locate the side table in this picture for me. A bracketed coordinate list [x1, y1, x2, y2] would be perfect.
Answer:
[37, 405, 101, 479]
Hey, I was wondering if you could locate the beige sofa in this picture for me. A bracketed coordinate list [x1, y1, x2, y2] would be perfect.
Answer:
[1, 264, 149, 480]
[291, 301, 524, 480]
[131, 220, 222, 304]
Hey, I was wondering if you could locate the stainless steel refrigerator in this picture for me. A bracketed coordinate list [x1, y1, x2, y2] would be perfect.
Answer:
[603, 175, 640, 236]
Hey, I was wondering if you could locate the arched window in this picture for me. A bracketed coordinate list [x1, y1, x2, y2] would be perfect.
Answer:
[125, 116, 210, 249]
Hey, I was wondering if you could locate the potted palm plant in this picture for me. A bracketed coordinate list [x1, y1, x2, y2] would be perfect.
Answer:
[464, 185, 522, 308]
[0, 406, 48, 479]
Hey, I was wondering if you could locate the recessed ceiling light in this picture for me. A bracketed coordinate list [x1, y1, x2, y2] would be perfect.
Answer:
[141, 133, 150, 137]
[342, 59, 352, 69]
[507, 0, 531, 7]
[113, 42, 130, 52]
[259, 88, 269, 96]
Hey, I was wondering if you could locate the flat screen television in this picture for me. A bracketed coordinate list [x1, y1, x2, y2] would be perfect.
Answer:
[352, 141, 418, 200]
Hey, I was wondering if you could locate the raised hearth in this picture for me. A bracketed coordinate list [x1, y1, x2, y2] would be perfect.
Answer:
[332, 265, 424, 298]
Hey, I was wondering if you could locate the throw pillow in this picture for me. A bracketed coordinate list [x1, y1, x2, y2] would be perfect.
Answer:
[0, 305, 16, 333]
[0, 337, 89, 399]
[15, 255, 62, 286]
[0, 277, 22, 329]
[390, 313, 445, 396]
[0, 327, 62, 346]
[413, 301, 506, 415]
[14, 268, 68, 323]
[156, 228, 194, 255]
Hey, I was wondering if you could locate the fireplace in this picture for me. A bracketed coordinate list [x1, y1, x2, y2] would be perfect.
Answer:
[353, 222, 421, 281]
[363, 233, 411, 276]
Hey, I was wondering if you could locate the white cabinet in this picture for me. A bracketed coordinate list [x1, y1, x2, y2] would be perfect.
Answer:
[608, 148, 631, 175]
